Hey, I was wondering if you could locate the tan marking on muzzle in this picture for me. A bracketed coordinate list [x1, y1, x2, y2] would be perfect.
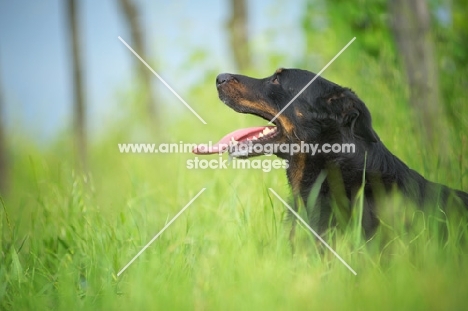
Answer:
[239, 99, 295, 135]
[221, 81, 295, 136]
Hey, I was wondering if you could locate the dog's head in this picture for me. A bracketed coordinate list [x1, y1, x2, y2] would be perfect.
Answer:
[193, 68, 379, 159]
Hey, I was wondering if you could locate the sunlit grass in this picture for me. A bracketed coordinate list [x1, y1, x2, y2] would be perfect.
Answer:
[1, 52, 468, 310]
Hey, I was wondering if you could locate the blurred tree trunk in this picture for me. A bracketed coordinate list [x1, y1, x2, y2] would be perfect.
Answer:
[389, 0, 445, 145]
[118, 0, 157, 125]
[227, 0, 250, 71]
[67, 0, 87, 170]
[0, 61, 7, 195]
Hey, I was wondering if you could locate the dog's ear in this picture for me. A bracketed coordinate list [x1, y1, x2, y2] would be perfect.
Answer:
[344, 108, 379, 143]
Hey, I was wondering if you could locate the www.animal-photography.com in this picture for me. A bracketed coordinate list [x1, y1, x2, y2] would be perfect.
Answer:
[1, 1, 467, 310]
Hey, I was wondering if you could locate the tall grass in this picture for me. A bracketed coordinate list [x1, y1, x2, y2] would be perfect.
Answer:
[1, 54, 468, 310]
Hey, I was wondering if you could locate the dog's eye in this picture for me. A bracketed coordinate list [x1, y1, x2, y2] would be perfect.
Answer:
[272, 76, 280, 85]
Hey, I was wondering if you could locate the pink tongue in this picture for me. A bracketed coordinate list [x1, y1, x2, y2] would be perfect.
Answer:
[193, 126, 275, 154]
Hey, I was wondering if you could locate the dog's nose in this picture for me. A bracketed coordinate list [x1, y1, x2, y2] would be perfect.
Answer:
[216, 73, 234, 86]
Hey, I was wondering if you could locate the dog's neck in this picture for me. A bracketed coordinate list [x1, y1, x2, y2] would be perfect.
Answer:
[285, 140, 411, 206]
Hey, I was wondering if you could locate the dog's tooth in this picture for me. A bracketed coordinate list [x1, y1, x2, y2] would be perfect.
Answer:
[252, 136, 258, 140]
[259, 133, 264, 137]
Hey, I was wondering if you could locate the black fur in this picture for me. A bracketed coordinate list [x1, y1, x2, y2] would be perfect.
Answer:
[216, 68, 468, 236]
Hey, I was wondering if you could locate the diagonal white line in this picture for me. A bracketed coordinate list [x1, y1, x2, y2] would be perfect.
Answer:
[118, 36, 207, 125]
[269, 37, 356, 124]
[117, 188, 206, 277]
[268, 188, 357, 275]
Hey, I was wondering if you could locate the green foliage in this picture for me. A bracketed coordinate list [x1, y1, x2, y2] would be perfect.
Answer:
[1, 1, 468, 309]
[430, 0, 468, 135]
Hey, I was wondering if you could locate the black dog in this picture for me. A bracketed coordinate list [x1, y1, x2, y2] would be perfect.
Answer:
[194, 68, 468, 236]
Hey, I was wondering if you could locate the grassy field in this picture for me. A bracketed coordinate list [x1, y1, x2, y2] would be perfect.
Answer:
[2, 53, 468, 310]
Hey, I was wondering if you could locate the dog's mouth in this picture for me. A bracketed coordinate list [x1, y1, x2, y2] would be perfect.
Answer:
[193, 123, 282, 157]
[193, 74, 287, 157]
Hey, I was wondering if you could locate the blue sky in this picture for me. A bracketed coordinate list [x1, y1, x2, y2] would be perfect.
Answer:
[0, 0, 304, 142]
